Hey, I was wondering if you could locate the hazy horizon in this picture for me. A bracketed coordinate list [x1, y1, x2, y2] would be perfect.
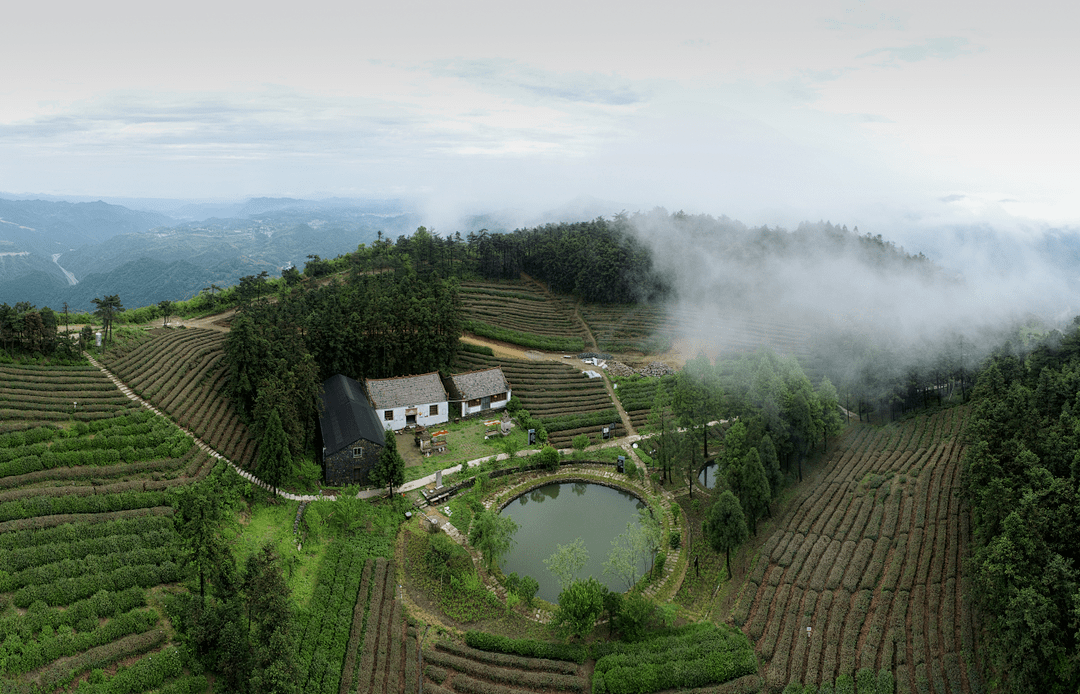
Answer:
[3, 1, 1077, 240]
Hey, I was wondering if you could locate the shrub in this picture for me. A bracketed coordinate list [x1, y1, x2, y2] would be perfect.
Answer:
[669, 531, 680, 550]
[572, 434, 590, 451]
[538, 445, 560, 471]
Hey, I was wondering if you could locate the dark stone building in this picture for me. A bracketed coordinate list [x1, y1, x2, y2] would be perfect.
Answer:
[319, 374, 385, 486]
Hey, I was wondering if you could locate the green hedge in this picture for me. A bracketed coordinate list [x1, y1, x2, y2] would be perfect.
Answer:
[464, 321, 585, 353]
[464, 631, 587, 664]
[590, 623, 758, 694]
[459, 342, 495, 357]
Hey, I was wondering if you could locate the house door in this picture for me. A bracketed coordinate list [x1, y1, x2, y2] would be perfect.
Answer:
[406, 408, 417, 425]
[481, 396, 491, 410]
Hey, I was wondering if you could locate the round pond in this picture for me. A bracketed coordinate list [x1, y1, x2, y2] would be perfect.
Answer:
[499, 481, 648, 603]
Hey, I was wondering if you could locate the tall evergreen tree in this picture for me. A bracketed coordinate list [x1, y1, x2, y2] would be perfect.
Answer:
[371, 433, 405, 497]
[743, 448, 771, 534]
[256, 409, 291, 496]
[703, 490, 749, 580]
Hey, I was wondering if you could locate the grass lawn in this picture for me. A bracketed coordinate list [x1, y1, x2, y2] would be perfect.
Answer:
[401, 418, 531, 483]
[231, 497, 328, 610]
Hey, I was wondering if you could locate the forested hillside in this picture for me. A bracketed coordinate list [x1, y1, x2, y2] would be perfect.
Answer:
[963, 325, 1080, 693]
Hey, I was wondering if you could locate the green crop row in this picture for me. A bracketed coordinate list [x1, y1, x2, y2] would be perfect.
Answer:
[68, 647, 196, 694]
[14, 561, 181, 608]
[1, 543, 176, 591]
[0, 513, 172, 551]
[436, 640, 579, 675]
[464, 631, 587, 664]
[294, 540, 368, 694]
[592, 648, 757, 694]
[425, 648, 583, 692]
[0, 587, 146, 643]
[0, 489, 167, 523]
[31, 628, 168, 694]
[537, 409, 620, 433]
[339, 559, 374, 694]
[464, 321, 585, 352]
[1, 607, 159, 675]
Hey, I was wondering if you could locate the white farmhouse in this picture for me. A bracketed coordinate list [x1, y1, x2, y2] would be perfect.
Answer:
[365, 372, 450, 431]
[443, 367, 512, 418]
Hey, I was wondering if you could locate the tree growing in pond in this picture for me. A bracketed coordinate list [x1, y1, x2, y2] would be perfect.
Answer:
[469, 510, 519, 572]
[703, 490, 749, 580]
[545, 537, 589, 590]
[604, 521, 647, 591]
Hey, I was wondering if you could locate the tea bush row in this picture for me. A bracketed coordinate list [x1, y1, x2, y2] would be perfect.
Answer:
[0, 489, 167, 523]
[1, 607, 159, 675]
[424, 648, 583, 692]
[68, 647, 192, 694]
[0, 514, 171, 551]
[1, 542, 175, 590]
[435, 640, 579, 675]
[591, 647, 757, 694]
[0, 587, 146, 642]
[13, 561, 181, 608]
[464, 631, 586, 664]
[31, 628, 168, 694]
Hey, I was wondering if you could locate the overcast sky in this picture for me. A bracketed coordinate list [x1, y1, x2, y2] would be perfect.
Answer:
[1, 0, 1077, 236]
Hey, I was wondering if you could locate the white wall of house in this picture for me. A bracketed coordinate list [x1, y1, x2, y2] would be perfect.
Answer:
[379, 401, 449, 431]
[460, 389, 511, 417]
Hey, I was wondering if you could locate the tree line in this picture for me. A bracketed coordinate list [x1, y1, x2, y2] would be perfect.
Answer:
[963, 323, 1080, 693]
[222, 260, 462, 460]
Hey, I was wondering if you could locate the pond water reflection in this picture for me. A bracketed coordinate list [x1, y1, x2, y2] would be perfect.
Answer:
[499, 482, 647, 603]
[698, 461, 719, 489]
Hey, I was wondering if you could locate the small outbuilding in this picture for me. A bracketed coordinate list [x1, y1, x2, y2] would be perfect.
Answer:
[366, 372, 449, 431]
[319, 374, 386, 486]
[443, 367, 512, 418]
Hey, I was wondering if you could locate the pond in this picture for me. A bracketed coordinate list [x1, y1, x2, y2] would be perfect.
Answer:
[698, 461, 720, 489]
[499, 482, 648, 603]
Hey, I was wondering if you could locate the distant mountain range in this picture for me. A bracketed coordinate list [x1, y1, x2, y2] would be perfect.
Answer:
[0, 197, 429, 310]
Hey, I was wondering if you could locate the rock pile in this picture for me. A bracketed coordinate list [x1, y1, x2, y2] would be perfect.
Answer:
[638, 361, 676, 377]
[606, 361, 638, 378]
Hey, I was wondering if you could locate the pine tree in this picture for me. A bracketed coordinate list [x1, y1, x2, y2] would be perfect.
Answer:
[256, 409, 291, 496]
[371, 433, 405, 497]
[743, 448, 772, 534]
[703, 490, 749, 580]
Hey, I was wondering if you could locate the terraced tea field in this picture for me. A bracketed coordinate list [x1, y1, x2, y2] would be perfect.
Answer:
[460, 280, 589, 353]
[0, 362, 214, 694]
[580, 303, 812, 357]
[728, 406, 985, 693]
[423, 638, 586, 694]
[102, 327, 260, 468]
[454, 352, 621, 448]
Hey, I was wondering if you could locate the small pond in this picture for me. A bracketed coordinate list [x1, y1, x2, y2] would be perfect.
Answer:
[499, 482, 648, 603]
[698, 461, 720, 489]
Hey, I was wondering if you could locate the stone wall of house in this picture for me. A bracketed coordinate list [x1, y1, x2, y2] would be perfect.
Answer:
[324, 441, 382, 487]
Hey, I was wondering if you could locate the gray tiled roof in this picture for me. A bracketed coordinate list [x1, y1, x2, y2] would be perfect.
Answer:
[319, 374, 386, 456]
[446, 367, 509, 401]
[365, 372, 448, 409]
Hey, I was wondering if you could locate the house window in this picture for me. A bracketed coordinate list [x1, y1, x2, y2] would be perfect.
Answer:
[430, 404, 439, 416]
[468, 398, 481, 408]
[491, 392, 506, 402]
[384, 410, 393, 421]
[352, 446, 364, 458]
